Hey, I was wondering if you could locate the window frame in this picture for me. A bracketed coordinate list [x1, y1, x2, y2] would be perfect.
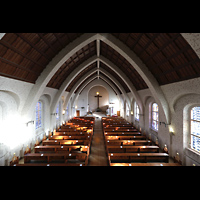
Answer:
[56, 103, 60, 120]
[135, 102, 139, 121]
[151, 102, 159, 132]
[190, 106, 200, 152]
[35, 101, 42, 130]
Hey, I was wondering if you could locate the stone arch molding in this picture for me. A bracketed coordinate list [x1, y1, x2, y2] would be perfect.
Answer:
[50, 55, 138, 117]
[63, 64, 130, 112]
[71, 75, 124, 109]
[21, 33, 170, 124]
[173, 93, 200, 157]
[173, 93, 200, 113]
[0, 90, 18, 121]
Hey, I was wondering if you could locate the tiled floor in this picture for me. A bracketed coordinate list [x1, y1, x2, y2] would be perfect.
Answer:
[88, 112, 109, 166]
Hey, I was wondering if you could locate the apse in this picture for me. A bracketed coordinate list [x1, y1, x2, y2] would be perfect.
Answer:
[88, 86, 109, 112]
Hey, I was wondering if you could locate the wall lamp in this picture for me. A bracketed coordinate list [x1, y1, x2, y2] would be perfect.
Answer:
[169, 127, 175, 135]
[26, 120, 34, 126]
[159, 121, 171, 127]
[51, 113, 58, 117]
[62, 109, 66, 115]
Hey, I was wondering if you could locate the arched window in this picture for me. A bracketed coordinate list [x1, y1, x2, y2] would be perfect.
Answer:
[151, 103, 159, 131]
[126, 102, 129, 117]
[35, 101, 42, 130]
[190, 106, 200, 152]
[135, 102, 139, 121]
[56, 103, 60, 120]
[56, 102, 60, 127]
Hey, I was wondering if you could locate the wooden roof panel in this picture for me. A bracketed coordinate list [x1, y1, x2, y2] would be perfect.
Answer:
[0, 33, 82, 83]
[100, 41, 148, 91]
[46, 40, 96, 89]
[1, 33, 200, 94]
[112, 33, 200, 86]
[100, 62, 130, 93]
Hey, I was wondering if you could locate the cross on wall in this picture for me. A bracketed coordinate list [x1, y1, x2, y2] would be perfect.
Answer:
[94, 92, 102, 110]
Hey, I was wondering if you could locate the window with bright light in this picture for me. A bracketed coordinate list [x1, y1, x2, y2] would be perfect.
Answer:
[191, 106, 200, 152]
[36, 101, 42, 130]
[135, 103, 139, 121]
[151, 103, 159, 131]
[56, 103, 59, 120]
[126, 103, 129, 117]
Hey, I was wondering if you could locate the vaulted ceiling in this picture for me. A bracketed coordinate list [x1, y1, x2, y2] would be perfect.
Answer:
[0, 33, 200, 97]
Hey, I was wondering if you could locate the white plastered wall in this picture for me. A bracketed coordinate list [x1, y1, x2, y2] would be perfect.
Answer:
[75, 79, 121, 117]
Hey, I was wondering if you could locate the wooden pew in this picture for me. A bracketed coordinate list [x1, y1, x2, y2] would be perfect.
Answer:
[106, 139, 152, 146]
[56, 127, 93, 135]
[105, 135, 146, 141]
[49, 135, 91, 142]
[103, 128, 138, 132]
[53, 131, 92, 136]
[103, 124, 133, 128]
[35, 145, 89, 155]
[24, 152, 88, 165]
[103, 117, 182, 166]
[13, 163, 86, 166]
[104, 131, 142, 136]
[110, 163, 181, 166]
[107, 145, 159, 154]
[57, 127, 89, 132]
[60, 124, 93, 129]
[108, 153, 169, 165]
[42, 139, 90, 147]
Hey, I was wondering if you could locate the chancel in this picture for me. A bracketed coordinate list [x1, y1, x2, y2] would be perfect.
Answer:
[94, 92, 102, 112]
[1, 33, 200, 166]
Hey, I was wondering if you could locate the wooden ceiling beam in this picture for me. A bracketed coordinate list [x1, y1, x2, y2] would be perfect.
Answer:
[138, 33, 160, 57]
[159, 58, 200, 76]
[130, 33, 143, 50]
[149, 45, 191, 70]
[0, 71, 34, 83]
[0, 40, 44, 68]
[144, 33, 180, 63]
[37, 33, 57, 54]
[0, 56, 40, 75]
[15, 33, 51, 61]
[53, 33, 65, 48]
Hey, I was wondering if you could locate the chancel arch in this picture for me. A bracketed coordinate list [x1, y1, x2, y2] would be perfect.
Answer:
[52, 55, 138, 119]
[88, 85, 109, 112]
[21, 33, 166, 124]
[70, 74, 124, 114]
[56, 52, 143, 120]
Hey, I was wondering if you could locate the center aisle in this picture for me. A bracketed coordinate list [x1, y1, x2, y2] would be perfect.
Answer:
[88, 114, 108, 166]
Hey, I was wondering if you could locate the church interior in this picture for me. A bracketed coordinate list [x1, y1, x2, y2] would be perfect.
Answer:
[0, 33, 200, 166]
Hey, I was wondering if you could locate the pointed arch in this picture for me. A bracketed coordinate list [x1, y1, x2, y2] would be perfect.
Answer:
[21, 33, 170, 125]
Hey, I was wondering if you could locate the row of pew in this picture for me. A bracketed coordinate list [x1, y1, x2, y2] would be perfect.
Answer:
[12, 117, 95, 166]
[102, 117, 181, 166]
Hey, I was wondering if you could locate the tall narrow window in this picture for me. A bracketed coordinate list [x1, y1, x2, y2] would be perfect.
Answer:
[36, 101, 42, 130]
[135, 103, 139, 121]
[152, 103, 159, 131]
[126, 103, 129, 117]
[191, 106, 200, 152]
[56, 103, 59, 120]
